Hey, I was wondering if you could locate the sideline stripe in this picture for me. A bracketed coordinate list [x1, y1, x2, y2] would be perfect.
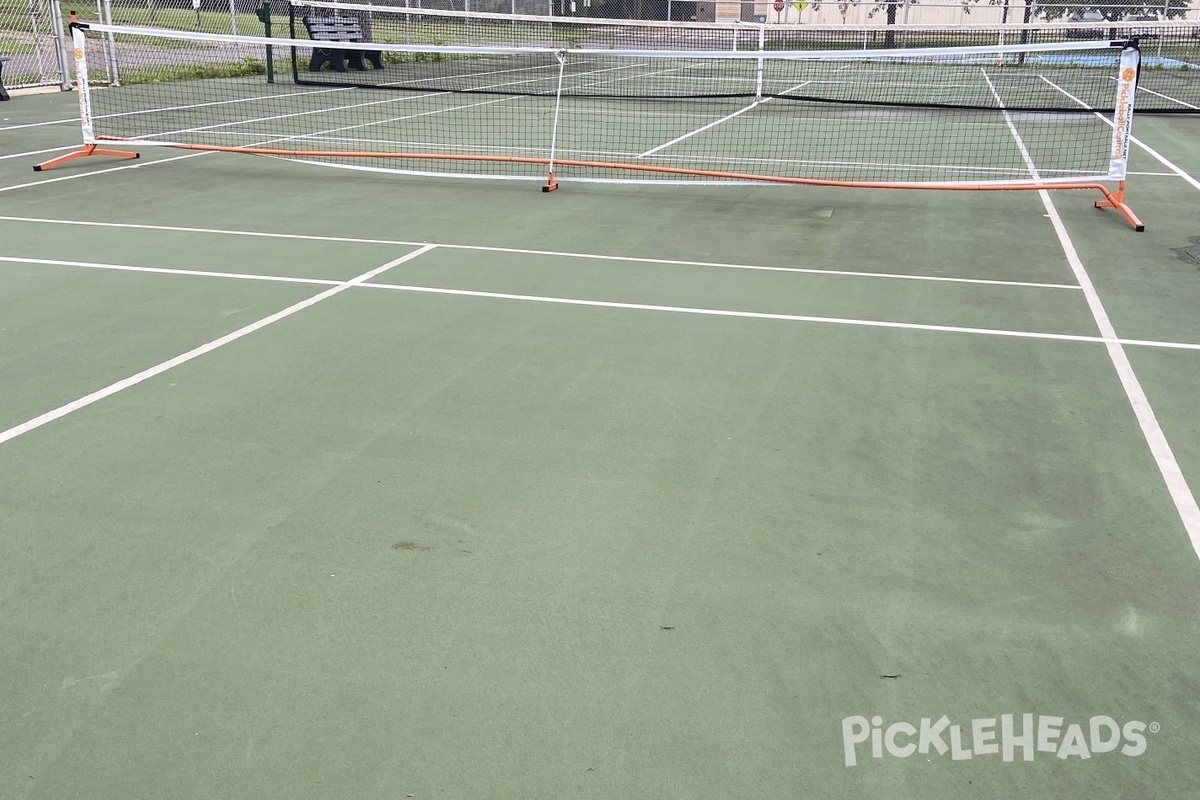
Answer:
[5, 254, 1200, 351]
[989, 71, 1200, 561]
[0, 246, 436, 448]
[1043, 205, 1200, 560]
[0, 216, 1080, 290]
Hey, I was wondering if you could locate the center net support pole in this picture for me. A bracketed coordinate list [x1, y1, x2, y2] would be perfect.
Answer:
[542, 49, 567, 192]
[755, 23, 765, 100]
[33, 16, 139, 172]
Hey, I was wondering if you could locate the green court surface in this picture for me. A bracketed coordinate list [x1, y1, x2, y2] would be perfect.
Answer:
[2, 81, 1200, 800]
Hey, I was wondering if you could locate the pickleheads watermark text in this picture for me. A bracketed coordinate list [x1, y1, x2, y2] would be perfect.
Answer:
[842, 715, 1158, 766]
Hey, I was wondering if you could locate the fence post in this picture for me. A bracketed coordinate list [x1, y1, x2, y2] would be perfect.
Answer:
[100, 0, 121, 85]
[48, 0, 73, 90]
[256, 0, 274, 82]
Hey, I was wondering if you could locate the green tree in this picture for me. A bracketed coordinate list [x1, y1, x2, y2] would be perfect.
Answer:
[1035, 1, 1191, 21]
[821, 2, 993, 45]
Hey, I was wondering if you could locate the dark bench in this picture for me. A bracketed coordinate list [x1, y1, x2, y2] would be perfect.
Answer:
[0, 57, 11, 101]
[303, 14, 383, 73]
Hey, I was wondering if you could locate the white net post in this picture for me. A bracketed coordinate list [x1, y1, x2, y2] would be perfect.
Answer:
[754, 23, 765, 100]
[1107, 44, 1139, 181]
[72, 22, 95, 145]
[543, 49, 568, 192]
[32, 18, 141, 171]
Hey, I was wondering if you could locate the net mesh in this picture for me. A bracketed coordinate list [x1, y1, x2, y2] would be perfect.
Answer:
[74, 20, 1135, 188]
[283, 0, 1199, 113]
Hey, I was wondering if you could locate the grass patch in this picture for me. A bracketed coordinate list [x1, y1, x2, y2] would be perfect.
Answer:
[104, 7, 264, 35]
[0, 40, 36, 55]
[117, 56, 266, 84]
[0, 70, 46, 87]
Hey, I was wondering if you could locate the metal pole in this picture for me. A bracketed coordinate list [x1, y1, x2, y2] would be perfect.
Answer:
[543, 50, 567, 192]
[754, 22, 764, 99]
[229, 0, 239, 35]
[256, 0, 274, 82]
[49, 0, 74, 90]
[101, 0, 121, 85]
[28, 0, 52, 84]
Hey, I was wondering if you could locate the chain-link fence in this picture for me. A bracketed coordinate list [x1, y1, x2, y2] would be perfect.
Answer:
[397, 0, 1200, 24]
[6, 0, 1198, 95]
[0, 0, 72, 89]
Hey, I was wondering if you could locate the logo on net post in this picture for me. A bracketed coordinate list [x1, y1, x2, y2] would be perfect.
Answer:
[841, 715, 1157, 766]
[1122, 67, 1137, 82]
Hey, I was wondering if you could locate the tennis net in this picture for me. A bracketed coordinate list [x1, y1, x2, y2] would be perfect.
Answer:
[39, 18, 1145, 229]
[287, 0, 1200, 113]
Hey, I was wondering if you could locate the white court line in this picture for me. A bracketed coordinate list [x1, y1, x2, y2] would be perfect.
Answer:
[0, 145, 78, 162]
[1039, 75, 1200, 193]
[636, 100, 769, 159]
[10, 253, 1200, 352]
[1132, 84, 1200, 111]
[0, 151, 211, 196]
[986, 69, 1200, 562]
[635, 70, 848, 159]
[0, 246, 436, 448]
[0, 217, 1080, 290]
[0, 117, 79, 132]
[354, 281, 1200, 352]
[0, 255, 342, 286]
[1105, 76, 1200, 111]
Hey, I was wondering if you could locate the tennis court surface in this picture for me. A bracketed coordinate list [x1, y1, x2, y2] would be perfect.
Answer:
[3, 37, 1200, 799]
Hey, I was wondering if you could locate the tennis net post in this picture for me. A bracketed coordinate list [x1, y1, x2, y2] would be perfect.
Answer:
[33, 14, 141, 172]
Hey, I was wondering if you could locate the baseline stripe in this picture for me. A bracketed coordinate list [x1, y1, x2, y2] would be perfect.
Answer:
[6, 252, 1200, 344]
[0, 216, 1079, 290]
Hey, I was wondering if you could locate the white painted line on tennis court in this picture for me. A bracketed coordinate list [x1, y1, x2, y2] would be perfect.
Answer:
[9, 252, 1200, 353]
[0, 255, 343, 286]
[1039, 76, 1200, 193]
[1121, 135, 1200, 193]
[0, 145, 79, 162]
[0, 117, 80, 132]
[0, 151, 209, 196]
[635, 71, 847, 160]
[636, 96, 775, 159]
[0, 246, 436, 448]
[0, 215, 1082, 291]
[1045, 206, 1200, 560]
[989, 71, 1200, 562]
[355, 280, 1200, 351]
[1108, 79, 1200, 111]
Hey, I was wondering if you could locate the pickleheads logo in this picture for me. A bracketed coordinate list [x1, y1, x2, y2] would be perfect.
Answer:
[842, 715, 1157, 766]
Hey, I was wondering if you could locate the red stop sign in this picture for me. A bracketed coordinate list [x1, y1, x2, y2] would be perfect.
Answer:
[773, 0, 784, 9]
